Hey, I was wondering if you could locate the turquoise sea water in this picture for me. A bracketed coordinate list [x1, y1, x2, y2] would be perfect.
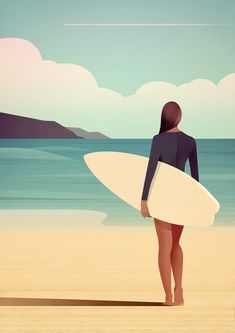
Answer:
[0, 138, 234, 227]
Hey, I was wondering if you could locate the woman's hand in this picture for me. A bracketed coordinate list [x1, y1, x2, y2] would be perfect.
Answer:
[141, 200, 151, 218]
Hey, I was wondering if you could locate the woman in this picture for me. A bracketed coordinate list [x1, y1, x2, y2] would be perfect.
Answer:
[140, 101, 199, 306]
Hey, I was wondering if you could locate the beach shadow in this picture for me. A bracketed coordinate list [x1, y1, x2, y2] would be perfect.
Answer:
[0, 297, 165, 306]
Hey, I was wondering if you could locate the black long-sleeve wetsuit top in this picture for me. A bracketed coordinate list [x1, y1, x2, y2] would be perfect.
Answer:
[141, 130, 199, 201]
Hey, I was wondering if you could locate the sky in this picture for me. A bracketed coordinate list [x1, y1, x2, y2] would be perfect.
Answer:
[0, 0, 235, 138]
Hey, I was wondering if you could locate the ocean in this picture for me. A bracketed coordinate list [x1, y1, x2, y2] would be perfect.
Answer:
[0, 138, 234, 227]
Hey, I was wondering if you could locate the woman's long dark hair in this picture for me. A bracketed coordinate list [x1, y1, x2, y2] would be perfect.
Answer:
[158, 101, 182, 134]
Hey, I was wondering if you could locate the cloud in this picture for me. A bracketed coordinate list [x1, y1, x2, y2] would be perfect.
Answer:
[0, 37, 234, 138]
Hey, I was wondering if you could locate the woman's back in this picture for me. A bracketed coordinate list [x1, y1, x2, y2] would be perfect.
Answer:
[141, 130, 199, 201]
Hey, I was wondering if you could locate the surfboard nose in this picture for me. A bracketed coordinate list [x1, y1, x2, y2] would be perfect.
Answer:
[83, 152, 102, 166]
[84, 151, 120, 166]
[83, 152, 95, 164]
[84, 151, 115, 169]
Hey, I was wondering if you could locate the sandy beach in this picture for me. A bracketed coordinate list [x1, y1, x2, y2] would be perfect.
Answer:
[0, 210, 235, 332]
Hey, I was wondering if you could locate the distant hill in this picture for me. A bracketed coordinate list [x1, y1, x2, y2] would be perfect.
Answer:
[67, 127, 110, 139]
[0, 112, 108, 139]
[0, 112, 81, 138]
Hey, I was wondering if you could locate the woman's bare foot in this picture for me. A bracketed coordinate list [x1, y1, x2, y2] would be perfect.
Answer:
[162, 294, 174, 306]
[174, 287, 184, 305]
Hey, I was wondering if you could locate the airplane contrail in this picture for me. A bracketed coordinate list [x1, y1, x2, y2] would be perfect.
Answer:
[64, 23, 235, 27]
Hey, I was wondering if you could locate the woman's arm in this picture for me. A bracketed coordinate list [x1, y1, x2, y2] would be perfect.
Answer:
[189, 139, 199, 182]
[141, 135, 161, 201]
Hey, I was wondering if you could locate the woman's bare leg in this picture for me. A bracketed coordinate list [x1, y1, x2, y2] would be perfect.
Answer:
[170, 223, 184, 305]
[154, 218, 173, 305]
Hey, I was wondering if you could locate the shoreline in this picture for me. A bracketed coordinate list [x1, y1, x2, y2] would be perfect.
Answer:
[0, 208, 229, 229]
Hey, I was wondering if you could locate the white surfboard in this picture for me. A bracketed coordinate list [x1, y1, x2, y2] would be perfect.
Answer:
[83, 151, 220, 227]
